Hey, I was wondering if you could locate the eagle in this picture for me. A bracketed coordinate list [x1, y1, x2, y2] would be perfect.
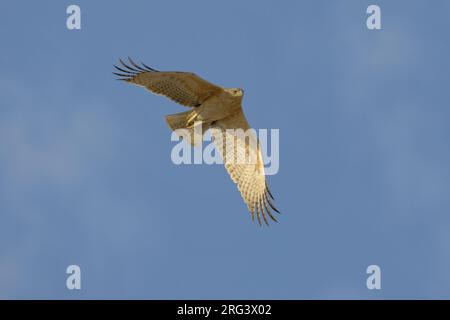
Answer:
[113, 58, 280, 226]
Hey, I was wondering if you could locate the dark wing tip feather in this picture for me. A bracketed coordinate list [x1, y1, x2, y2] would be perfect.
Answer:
[266, 185, 275, 201]
[113, 58, 159, 80]
[114, 65, 138, 75]
[264, 181, 280, 214]
[256, 203, 262, 226]
[263, 194, 278, 222]
[113, 72, 132, 77]
[249, 186, 281, 226]
[259, 198, 269, 226]
[265, 192, 281, 215]
[128, 57, 149, 72]
[141, 62, 159, 72]
[119, 58, 140, 72]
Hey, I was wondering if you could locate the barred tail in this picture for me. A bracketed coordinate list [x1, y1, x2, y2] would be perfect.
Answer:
[165, 111, 207, 146]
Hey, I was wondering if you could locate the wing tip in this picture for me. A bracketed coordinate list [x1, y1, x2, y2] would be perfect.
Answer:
[112, 58, 160, 80]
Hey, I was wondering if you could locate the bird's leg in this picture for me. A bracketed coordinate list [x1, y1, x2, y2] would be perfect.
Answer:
[186, 111, 199, 128]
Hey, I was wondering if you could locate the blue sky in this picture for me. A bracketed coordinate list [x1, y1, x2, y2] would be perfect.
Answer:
[1, 0, 450, 299]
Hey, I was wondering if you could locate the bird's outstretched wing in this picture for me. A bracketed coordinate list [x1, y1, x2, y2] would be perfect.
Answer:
[113, 58, 223, 107]
[210, 109, 280, 226]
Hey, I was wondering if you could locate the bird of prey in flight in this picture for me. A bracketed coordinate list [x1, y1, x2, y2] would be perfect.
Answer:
[113, 58, 280, 226]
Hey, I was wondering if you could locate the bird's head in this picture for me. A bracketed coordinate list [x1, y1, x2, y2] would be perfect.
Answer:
[227, 88, 244, 98]
[225, 88, 244, 102]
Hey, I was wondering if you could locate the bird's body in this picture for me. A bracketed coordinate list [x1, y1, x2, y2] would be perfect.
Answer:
[114, 58, 280, 225]
[193, 90, 242, 123]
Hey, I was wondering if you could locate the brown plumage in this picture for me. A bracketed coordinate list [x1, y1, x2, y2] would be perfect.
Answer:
[114, 58, 280, 226]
